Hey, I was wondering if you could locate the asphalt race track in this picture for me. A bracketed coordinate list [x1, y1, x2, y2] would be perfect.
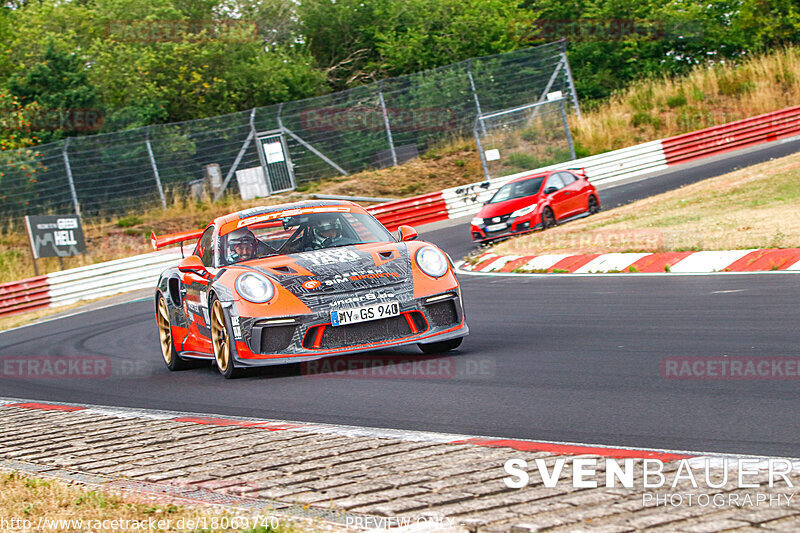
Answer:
[1, 140, 799, 458]
[2, 274, 798, 457]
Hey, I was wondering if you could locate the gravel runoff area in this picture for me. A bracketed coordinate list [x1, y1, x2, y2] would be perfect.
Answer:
[0, 399, 798, 532]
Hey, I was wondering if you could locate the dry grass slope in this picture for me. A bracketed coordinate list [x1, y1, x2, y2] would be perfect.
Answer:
[573, 47, 800, 153]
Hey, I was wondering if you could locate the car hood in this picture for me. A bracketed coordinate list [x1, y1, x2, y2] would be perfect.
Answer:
[478, 195, 541, 219]
[231, 242, 413, 305]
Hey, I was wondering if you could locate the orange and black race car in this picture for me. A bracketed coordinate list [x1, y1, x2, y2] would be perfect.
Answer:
[152, 200, 468, 378]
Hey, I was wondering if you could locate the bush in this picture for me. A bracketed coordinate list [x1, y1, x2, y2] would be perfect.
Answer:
[116, 215, 143, 228]
[505, 152, 539, 169]
[718, 75, 756, 96]
[666, 93, 687, 108]
[630, 111, 662, 129]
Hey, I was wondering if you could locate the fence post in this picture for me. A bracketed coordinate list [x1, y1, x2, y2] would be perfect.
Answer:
[62, 138, 81, 217]
[276, 103, 298, 190]
[251, 108, 275, 195]
[378, 81, 398, 166]
[214, 108, 257, 201]
[146, 128, 167, 209]
[473, 120, 490, 182]
[560, 40, 582, 118]
[560, 99, 576, 160]
[467, 59, 486, 137]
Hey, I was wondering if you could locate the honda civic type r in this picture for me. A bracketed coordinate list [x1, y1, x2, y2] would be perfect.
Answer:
[152, 200, 468, 378]
[470, 169, 600, 244]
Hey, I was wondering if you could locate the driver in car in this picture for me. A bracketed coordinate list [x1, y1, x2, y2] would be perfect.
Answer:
[309, 215, 345, 249]
[227, 228, 259, 262]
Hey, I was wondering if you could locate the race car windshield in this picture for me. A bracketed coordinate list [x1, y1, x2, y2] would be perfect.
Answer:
[219, 212, 395, 265]
[487, 176, 545, 204]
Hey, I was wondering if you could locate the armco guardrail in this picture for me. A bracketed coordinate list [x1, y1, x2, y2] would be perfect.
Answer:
[662, 105, 800, 165]
[47, 251, 183, 307]
[442, 139, 668, 220]
[0, 251, 182, 318]
[367, 192, 448, 232]
[2, 104, 800, 319]
[0, 276, 51, 317]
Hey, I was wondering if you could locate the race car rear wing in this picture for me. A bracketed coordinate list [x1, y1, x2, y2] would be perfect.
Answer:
[151, 229, 204, 256]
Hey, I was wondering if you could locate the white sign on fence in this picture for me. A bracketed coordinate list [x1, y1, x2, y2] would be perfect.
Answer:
[264, 142, 285, 164]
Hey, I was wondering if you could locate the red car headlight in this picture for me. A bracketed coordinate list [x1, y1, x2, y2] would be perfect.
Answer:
[510, 203, 537, 219]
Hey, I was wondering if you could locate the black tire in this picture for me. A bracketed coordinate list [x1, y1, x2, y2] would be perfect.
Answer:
[156, 293, 189, 371]
[210, 297, 243, 379]
[588, 195, 600, 215]
[418, 337, 463, 354]
[541, 207, 556, 229]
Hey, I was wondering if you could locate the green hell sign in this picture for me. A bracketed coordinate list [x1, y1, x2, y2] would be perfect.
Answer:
[24, 215, 87, 259]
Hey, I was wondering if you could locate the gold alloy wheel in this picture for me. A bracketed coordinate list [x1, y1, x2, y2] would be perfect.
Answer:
[211, 300, 230, 373]
[156, 296, 173, 365]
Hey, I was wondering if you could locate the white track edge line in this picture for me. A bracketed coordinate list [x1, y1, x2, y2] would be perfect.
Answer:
[454, 262, 800, 278]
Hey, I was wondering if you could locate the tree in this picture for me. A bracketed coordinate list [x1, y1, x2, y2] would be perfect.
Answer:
[7, 44, 100, 143]
[0, 93, 47, 214]
[299, 0, 526, 89]
[517, 0, 762, 103]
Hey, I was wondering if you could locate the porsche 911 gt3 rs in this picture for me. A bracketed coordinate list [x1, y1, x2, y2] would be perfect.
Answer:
[152, 200, 468, 378]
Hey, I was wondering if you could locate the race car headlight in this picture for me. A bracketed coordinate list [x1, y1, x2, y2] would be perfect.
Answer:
[415, 246, 449, 278]
[510, 203, 537, 219]
[470, 217, 483, 227]
[235, 272, 275, 303]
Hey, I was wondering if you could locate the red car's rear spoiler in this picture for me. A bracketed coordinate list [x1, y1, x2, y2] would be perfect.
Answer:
[151, 229, 204, 252]
[568, 167, 587, 178]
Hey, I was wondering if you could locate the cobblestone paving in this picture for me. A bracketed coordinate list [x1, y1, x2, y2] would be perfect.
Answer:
[0, 404, 798, 532]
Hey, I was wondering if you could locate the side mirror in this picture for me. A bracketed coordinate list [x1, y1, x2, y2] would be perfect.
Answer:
[178, 255, 208, 276]
[398, 225, 418, 242]
[544, 186, 558, 195]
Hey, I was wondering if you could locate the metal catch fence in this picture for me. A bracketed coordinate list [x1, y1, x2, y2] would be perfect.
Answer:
[0, 40, 579, 219]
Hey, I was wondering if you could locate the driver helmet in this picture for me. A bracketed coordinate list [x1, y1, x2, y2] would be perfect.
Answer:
[311, 215, 341, 245]
[227, 227, 258, 262]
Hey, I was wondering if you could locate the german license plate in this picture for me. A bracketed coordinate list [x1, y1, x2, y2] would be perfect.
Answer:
[486, 222, 507, 232]
[331, 301, 400, 327]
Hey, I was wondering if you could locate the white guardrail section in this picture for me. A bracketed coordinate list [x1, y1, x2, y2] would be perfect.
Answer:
[443, 140, 667, 219]
[47, 250, 183, 307]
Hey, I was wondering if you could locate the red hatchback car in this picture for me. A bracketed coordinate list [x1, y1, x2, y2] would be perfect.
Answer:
[470, 169, 600, 243]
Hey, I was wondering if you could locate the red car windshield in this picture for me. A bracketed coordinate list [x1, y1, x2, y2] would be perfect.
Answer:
[488, 176, 544, 204]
